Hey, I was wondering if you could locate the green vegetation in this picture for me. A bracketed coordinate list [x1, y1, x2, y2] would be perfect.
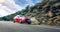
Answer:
[0, 0, 60, 25]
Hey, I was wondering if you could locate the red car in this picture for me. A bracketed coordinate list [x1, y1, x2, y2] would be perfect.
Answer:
[13, 15, 31, 24]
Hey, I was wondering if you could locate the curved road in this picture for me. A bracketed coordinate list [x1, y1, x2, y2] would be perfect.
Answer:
[0, 21, 60, 32]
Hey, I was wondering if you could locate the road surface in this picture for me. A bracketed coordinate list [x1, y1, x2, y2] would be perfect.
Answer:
[0, 21, 60, 32]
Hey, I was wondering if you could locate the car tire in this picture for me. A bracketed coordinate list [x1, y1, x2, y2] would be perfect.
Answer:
[13, 21, 15, 23]
[20, 21, 23, 23]
[26, 20, 31, 24]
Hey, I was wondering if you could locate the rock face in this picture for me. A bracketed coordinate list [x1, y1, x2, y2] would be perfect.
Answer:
[26, 0, 60, 25]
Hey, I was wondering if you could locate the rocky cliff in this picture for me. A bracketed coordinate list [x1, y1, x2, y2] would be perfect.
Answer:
[25, 0, 60, 25]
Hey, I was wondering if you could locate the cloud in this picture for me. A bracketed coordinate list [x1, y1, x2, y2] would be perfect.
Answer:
[27, 0, 35, 6]
[0, 0, 42, 17]
[0, 0, 5, 4]
[0, 0, 23, 17]
[0, 4, 14, 16]
[15, 0, 42, 7]
[23, 0, 35, 6]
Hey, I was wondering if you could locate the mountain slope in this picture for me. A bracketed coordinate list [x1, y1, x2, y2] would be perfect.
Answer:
[0, 0, 60, 25]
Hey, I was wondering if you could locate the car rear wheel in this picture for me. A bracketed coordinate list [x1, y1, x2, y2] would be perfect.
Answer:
[26, 20, 31, 24]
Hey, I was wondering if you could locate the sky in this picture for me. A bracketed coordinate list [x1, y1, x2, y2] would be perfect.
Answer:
[0, 0, 42, 17]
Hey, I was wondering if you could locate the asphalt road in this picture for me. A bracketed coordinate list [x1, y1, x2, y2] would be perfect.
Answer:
[0, 21, 60, 32]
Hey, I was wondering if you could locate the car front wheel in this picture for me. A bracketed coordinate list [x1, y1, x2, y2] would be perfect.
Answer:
[13, 21, 15, 23]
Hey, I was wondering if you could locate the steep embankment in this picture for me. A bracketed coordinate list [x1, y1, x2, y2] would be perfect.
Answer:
[25, 0, 60, 25]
